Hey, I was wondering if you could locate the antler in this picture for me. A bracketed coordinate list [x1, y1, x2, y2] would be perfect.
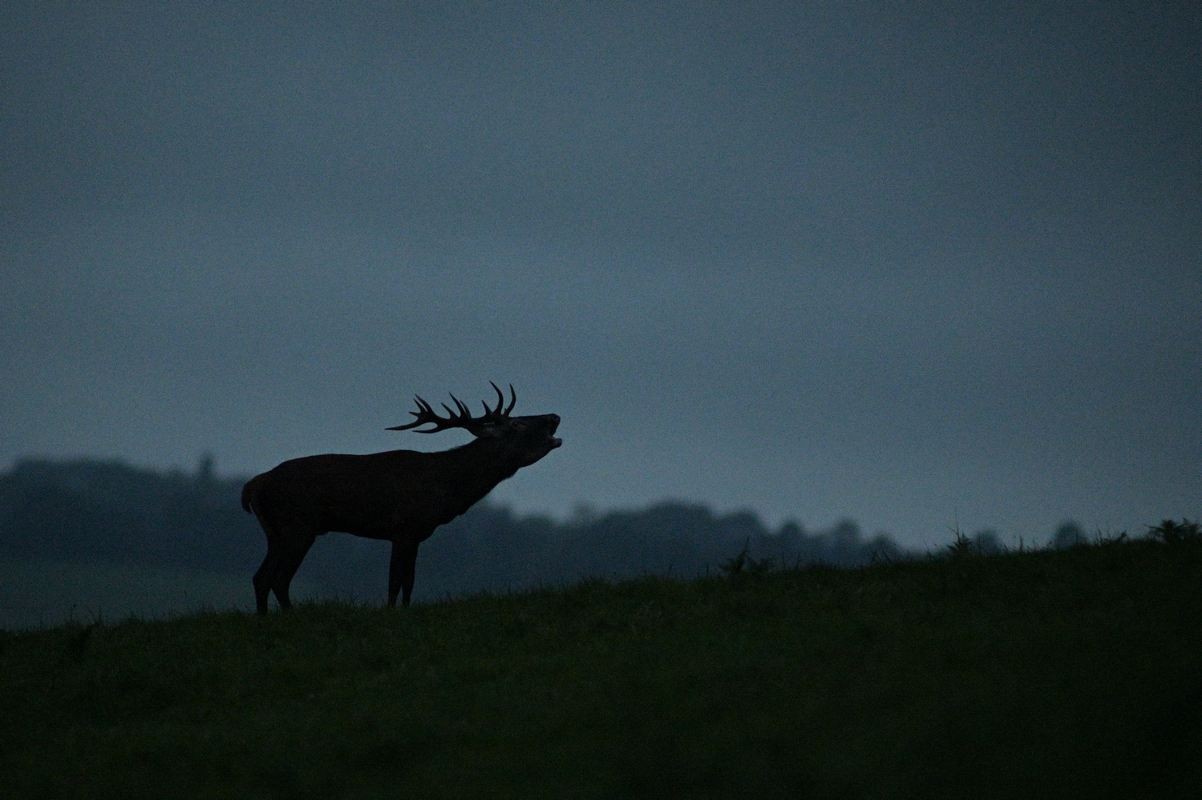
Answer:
[388, 382, 517, 434]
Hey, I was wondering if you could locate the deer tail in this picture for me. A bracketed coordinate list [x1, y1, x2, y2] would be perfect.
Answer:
[241, 475, 264, 514]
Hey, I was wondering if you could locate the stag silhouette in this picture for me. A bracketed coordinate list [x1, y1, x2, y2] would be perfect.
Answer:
[241, 383, 561, 613]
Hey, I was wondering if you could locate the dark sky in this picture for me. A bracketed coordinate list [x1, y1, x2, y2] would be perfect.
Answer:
[3, 3, 1199, 549]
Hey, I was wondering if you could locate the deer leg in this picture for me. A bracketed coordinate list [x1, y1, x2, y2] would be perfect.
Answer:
[272, 533, 315, 612]
[388, 540, 420, 608]
[253, 547, 279, 615]
[251, 510, 285, 615]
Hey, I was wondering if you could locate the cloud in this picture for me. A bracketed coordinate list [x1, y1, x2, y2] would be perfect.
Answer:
[2, 3, 1199, 545]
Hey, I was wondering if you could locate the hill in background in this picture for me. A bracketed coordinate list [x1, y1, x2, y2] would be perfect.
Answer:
[1, 457, 1075, 628]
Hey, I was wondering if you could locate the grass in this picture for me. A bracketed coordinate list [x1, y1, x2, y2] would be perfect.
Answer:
[2, 535, 1201, 798]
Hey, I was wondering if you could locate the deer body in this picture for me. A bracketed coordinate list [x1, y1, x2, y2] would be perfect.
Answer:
[242, 385, 561, 613]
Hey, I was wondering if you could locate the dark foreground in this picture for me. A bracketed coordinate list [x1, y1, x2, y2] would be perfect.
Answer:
[3, 537, 1200, 799]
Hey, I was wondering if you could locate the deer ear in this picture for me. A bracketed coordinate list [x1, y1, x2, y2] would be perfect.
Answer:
[471, 421, 506, 439]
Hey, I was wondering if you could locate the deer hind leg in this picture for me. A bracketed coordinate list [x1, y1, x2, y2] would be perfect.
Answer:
[251, 510, 285, 615]
[271, 532, 316, 611]
[253, 547, 279, 615]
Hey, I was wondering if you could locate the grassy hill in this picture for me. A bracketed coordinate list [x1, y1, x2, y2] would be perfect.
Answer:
[3, 534, 1200, 799]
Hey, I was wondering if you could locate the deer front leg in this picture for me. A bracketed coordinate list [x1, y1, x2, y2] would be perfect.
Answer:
[388, 539, 420, 608]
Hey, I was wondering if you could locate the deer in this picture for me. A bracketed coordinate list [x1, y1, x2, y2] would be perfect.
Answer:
[240, 383, 561, 614]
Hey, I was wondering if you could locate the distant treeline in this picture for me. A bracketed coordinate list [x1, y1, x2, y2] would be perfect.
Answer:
[0, 457, 917, 600]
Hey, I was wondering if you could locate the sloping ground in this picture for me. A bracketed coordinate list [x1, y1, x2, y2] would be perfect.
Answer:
[2, 538, 1200, 799]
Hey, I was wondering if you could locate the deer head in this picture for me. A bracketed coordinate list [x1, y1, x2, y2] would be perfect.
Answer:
[388, 382, 562, 466]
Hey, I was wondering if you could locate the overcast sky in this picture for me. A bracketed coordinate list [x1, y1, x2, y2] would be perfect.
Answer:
[3, 2, 1199, 549]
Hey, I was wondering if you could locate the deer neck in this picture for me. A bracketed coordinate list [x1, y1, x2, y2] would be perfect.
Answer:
[442, 439, 524, 507]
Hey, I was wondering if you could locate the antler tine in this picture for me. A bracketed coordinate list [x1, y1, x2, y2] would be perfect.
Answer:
[387, 395, 434, 431]
[388, 393, 458, 433]
[487, 381, 506, 418]
[504, 383, 516, 416]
